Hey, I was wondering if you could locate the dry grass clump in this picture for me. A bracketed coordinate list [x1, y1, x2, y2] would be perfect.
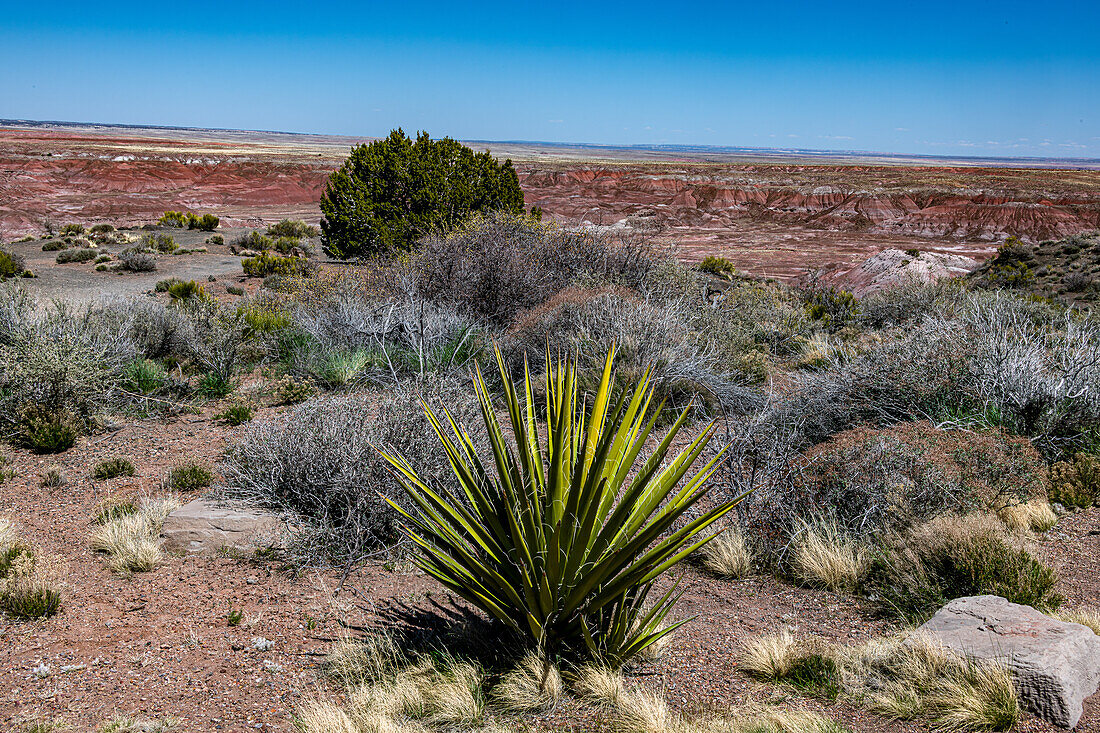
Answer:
[90, 495, 180, 573]
[697, 526, 753, 578]
[791, 520, 868, 591]
[613, 687, 673, 733]
[491, 652, 562, 712]
[0, 519, 64, 620]
[996, 499, 1057, 532]
[572, 664, 626, 708]
[739, 630, 799, 681]
[296, 700, 360, 733]
[98, 715, 180, 732]
[842, 634, 1018, 731]
[1053, 607, 1100, 635]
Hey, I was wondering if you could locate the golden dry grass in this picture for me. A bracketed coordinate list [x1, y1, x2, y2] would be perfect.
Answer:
[572, 664, 626, 707]
[791, 520, 868, 591]
[421, 660, 484, 726]
[1054, 607, 1100, 635]
[613, 687, 674, 733]
[697, 527, 753, 578]
[0, 517, 16, 552]
[296, 700, 359, 733]
[738, 629, 798, 681]
[326, 634, 404, 687]
[90, 496, 180, 573]
[924, 666, 1018, 732]
[997, 499, 1057, 532]
[491, 652, 562, 712]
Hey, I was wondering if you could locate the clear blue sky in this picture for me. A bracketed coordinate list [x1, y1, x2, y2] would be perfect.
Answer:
[2, 0, 1098, 158]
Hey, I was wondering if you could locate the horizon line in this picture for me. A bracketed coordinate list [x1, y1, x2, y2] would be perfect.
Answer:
[3, 117, 1099, 168]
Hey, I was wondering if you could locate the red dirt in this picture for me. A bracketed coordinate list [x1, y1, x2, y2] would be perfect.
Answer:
[4, 125, 1099, 281]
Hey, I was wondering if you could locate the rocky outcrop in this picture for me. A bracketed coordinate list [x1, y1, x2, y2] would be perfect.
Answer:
[806, 248, 980, 296]
[918, 595, 1100, 728]
[161, 499, 283, 556]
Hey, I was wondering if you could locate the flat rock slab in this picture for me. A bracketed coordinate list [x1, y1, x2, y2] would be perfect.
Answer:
[918, 595, 1100, 728]
[161, 499, 282, 556]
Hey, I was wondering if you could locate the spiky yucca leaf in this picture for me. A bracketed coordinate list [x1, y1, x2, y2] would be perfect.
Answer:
[380, 345, 745, 666]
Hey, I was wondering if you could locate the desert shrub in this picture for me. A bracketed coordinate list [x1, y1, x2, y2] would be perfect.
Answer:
[216, 400, 254, 425]
[61, 223, 84, 235]
[154, 277, 181, 292]
[92, 497, 138, 525]
[267, 219, 318, 239]
[158, 211, 188, 228]
[272, 375, 316, 404]
[197, 373, 234, 397]
[270, 236, 301, 254]
[320, 129, 524, 258]
[122, 358, 166, 395]
[377, 347, 742, 666]
[234, 230, 273, 251]
[0, 248, 25, 279]
[698, 254, 737, 278]
[56, 248, 97, 264]
[40, 241, 67, 252]
[90, 223, 115, 234]
[242, 252, 311, 278]
[92, 457, 136, 480]
[417, 211, 660, 325]
[187, 213, 219, 231]
[693, 279, 814, 371]
[97, 297, 190, 361]
[1049, 452, 1100, 508]
[142, 232, 177, 253]
[207, 234, 225, 245]
[239, 301, 291, 334]
[118, 247, 157, 272]
[504, 286, 761, 417]
[748, 422, 1047, 544]
[14, 405, 80, 453]
[865, 514, 1061, 622]
[802, 285, 859, 331]
[166, 462, 214, 492]
[0, 299, 138, 446]
[222, 378, 484, 562]
[166, 279, 205, 301]
[858, 278, 969, 329]
[976, 237, 1036, 289]
[181, 298, 247, 383]
[94, 254, 111, 264]
[753, 291, 1100, 458]
[40, 466, 65, 489]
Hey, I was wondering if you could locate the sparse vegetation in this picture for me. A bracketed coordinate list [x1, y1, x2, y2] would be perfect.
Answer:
[698, 254, 737, 278]
[90, 496, 180, 573]
[1, 248, 27, 279]
[166, 462, 214, 492]
[56, 248, 97, 264]
[267, 219, 318, 239]
[91, 457, 136, 480]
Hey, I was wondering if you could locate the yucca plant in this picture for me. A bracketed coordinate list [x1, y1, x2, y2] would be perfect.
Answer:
[380, 345, 746, 666]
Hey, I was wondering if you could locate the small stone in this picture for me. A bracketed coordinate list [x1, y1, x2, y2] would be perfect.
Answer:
[161, 499, 282, 556]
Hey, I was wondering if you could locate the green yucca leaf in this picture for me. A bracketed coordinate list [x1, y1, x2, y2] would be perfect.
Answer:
[379, 344, 748, 666]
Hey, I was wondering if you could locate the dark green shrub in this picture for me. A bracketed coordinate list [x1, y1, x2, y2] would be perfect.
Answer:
[94, 254, 111, 264]
[1050, 453, 1099, 508]
[123, 359, 167, 394]
[166, 462, 214, 492]
[274, 376, 316, 405]
[267, 219, 318, 239]
[155, 277, 183, 292]
[216, 401, 254, 425]
[782, 653, 840, 699]
[188, 213, 220, 231]
[699, 254, 737, 278]
[271, 236, 300, 254]
[242, 252, 311, 278]
[90, 224, 115, 234]
[197, 373, 235, 398]
[234, 231, 272, 251]
[320, 128, 524, 258]
[60, 223, 84, 235]
[91, 457, 136, 480]
[0, 249, 25, 278]
[16, 405, 79, 453]
[158, 211, 188, 228]
[207, 234, 225, 245]
[1, 580, 62, 620]
[227, 607, 244, 626]
[803, 286, 859, 331]
[41, 241, 67, 252]
[56, 248, 97, 264]
[225, 285, 244, 296]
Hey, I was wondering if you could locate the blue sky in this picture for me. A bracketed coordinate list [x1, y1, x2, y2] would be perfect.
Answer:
[1, 0, 1098, 158]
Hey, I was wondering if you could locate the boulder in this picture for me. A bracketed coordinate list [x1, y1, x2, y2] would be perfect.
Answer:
[161, 499, 282, 556]
[918, 595, 1100, 728]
